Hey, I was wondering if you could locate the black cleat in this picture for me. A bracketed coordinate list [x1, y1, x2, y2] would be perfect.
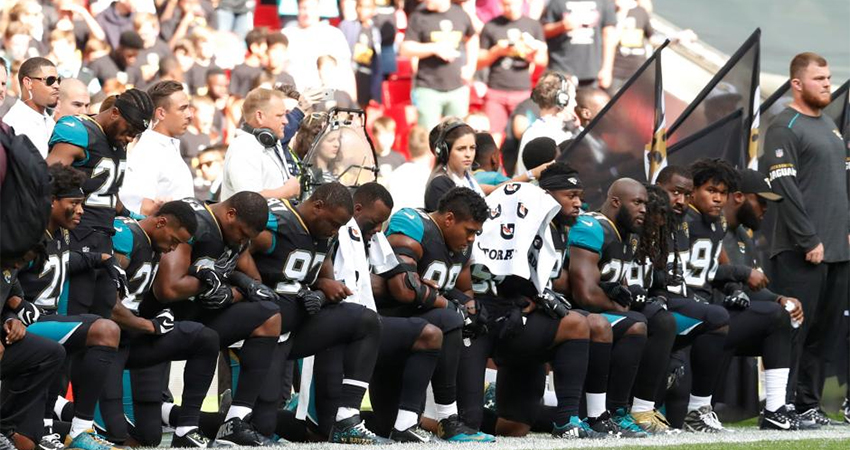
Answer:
[760, 405, 799, 431]
[799, 408, 841, 427]
[389, 425, 440, 443]
[171, 429, 211, 448]
[212, 416, 268, 447]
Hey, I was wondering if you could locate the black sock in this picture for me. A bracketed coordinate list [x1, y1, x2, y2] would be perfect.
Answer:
[633, 311, 676, 402]
[584, 342, 612, 397]
[552, 339, 589, 424]
[432, 328, 462, 406]
[340, 310, 381, 410]
[72, 346, 117, 420]
[252, 344, 288, 436]
[199, 411, 225, 438]
[399, 348, 440, 413]
[232, 336, 277, 408]
[690, 331, 727, 397]
[178, 327, 220, 427]
[607, 333, 647, 410]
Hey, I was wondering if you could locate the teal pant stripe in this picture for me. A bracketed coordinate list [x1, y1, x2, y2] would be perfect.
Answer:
[28, 321, 81, 344]
[601, 313, 626, 327]
[229, 350, 240, 398]
[672, 312, 703, 335]
[58, 280, 70, 315]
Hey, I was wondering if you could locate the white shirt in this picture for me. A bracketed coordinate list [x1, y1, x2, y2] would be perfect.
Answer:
[2, 99, 55, 158]
[221, 129, 291, 201]
[515, 115, 574, 174]
[386, 160, 431, 213]
[120, 129, 194, 213]
[282, 24, 352, 90]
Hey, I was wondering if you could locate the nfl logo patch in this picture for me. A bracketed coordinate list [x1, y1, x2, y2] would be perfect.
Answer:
[775, 148, 784, 158]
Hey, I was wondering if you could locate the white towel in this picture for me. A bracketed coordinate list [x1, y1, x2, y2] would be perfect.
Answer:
[333, 218, 399, 312]
[471, 182, 561, 295]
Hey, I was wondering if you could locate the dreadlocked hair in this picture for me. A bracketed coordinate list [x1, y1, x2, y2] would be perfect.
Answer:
[636, 184, 675, 270]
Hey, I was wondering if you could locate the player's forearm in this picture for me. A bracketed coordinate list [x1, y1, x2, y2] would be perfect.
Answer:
[574, 284, 618, 312]
[111, 303, 155, 334]
[153, 275, 203, 302]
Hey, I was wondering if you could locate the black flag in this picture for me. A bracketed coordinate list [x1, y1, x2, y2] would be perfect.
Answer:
[667, 29, 761, 169]
[558, 41, 669, 209]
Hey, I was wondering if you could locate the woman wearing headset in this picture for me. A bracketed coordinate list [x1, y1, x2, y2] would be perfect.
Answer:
[423, 120, 551, 212]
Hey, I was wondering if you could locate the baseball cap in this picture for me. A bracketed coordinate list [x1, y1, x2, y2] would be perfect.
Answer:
[739, 169, 783, 202]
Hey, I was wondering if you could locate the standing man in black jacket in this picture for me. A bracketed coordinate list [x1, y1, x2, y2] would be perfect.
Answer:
[760, 52, 850, 426]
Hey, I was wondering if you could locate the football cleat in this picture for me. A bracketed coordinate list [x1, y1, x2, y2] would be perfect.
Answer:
[609, 408, 648, 438]
[552, 416, 610, 439]
[843, 398, 850, 425]
[212, 416, 268, 447]
[798, 408, 841, 427]
[329, 416, 392, 445]
[64, 430, 123, 450]
[0, 433, 15, 450]
[759, 405, 801, 431]
[587, 411, 622, 438]
[436, 415, 495, 443]
[683, 405, 726, 433]
[39, 432, 65, 450]
[630, 409, 680, 435]
[389, 425, 441, 443]
[171, 429, 210, 448]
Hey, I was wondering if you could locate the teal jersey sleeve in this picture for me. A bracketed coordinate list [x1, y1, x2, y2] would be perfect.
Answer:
[386, 208, 425, 243]
[567, 215, 604, 255]
[474, 171, 510, 186]
[111, 219, 135, 257]
[264, 212, 277, 255]
[49, 116, 89, 163]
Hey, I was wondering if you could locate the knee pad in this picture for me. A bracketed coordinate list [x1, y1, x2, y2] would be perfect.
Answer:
[426, 307, 464, 333]
[704, 304, 730, 331]
[189, 325, 221, 358]
[356, 307, 382, 334]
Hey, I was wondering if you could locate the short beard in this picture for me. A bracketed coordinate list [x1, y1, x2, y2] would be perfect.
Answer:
[615, 206, 638, 234]
[802, 88, 830, 110]
[736, 201, 760, 231]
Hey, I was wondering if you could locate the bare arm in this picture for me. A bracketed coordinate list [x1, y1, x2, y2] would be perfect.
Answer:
[152, 243, 203, 302]
[258, 178, 300, 200]
[111, 301, 155, 334]
[235, 249, 262, 281]
[569, 247, 622, 312]
[399, 40, 440, 59]
[45, 143, 85, 166]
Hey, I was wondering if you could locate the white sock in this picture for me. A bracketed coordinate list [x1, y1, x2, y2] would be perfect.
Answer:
[688, 394, 712, 412]
[175, 426, 197, 437]
[764, 368, 790, 412]
[484, 368, 498, 384]
[393, 409, 419, 431]
[586, 393, 607, 419]
[335, 407, 359, 422]
[434, 402, 458, 421]
[54, 396, 69, 420]
[162, 402, 175, 426]
[225, 405, 252, 421]
[43, 418, 54, 431]
[69, 418, 93, 438]
[543, 390, 558, 407]
[631, 397, 656, 413]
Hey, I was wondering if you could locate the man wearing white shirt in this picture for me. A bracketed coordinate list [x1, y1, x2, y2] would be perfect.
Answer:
[515, 71, 578, 175]
[386, 126, 433, 212]
[120, 81, 194, 215]
[2, 57, 59, 158]
[221, 87, 300, 200]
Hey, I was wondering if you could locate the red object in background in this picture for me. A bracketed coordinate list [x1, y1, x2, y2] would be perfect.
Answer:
[382, 78, 412, 109]
[254, 4, 281, 30]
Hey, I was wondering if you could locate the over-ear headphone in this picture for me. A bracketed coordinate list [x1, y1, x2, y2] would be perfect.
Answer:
[241, 122, 277, 148]
[434, 120, 466, 166]
[553, 72, 571, 109]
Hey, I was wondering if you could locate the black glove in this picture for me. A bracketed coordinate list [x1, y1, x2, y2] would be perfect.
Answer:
[535, 288, 571, 319]
[189, 265, 234, 309]
[723, 289, 750, 310]
[214, 246, 243, 275]
[627, 285, 649, 310]
[101, 256, 130, 299]
[298, 288, 327, 315]
[498, 307, 525, 340]
[464, 299, 489, 341]
[11, 300, 41, 326]
[600, 281, 632, 308]
[150, 309, 175, 335]
[228, 271, 280, 303]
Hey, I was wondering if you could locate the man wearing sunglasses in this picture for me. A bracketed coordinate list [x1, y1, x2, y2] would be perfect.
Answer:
[2, 57, 60, 158]
[46, 89, 155, 318]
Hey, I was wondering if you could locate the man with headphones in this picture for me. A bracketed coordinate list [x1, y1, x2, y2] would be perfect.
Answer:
[221, 87, 301, 201]
[515, 71, 578, 175]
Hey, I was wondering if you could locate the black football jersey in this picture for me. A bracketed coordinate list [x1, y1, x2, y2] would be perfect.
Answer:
[112, 217, 159, 312]
[18, 230, 71, 313]
[386, 208, 471, 295]
[684, 205, 726, 299]
[568, 212, 637, 284]
[50, 115, 127, 231]
[253, 198, 331, 295]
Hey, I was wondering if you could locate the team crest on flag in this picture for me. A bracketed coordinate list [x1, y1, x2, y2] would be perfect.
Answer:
[504, 183, 521, 195]
[501, 223, 516, 240]
[517, 202, 528, 218]
[489, 205, 502, 219]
